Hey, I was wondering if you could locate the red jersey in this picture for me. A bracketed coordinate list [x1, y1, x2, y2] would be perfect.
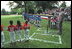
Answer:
[15, 25, 23, 30]
[51, 19, 56, 22]
[1, 25, 4, 31]
[23, 23, 30, 29]
[8, 25, 16, 32]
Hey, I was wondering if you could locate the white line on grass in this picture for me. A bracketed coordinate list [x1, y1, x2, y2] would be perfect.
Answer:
[4, 33, 36, 45]
[59, 35, 62, 44]
[4, 38, 25, 44]
[30, 38, 61, 44]
[35, 33, 59, 37]
[4, 31, 62, 45]
[29, 33, 36, 39]
[30, 33, 62, 44]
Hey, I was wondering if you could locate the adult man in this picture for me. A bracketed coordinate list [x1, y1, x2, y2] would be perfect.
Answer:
[57, 8, 65, 35]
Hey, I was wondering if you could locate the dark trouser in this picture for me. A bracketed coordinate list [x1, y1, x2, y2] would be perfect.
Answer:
[27, 18, 30, 22]
[58, 21, 62, 35]
[24, 16, 26, 20]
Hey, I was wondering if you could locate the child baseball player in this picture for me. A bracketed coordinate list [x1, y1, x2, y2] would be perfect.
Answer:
[23, 20, 30, 41]
[50, 17, 56, 29]
[1, 25, 5, 48]
[7, 20, 16, 46]
[35, 15, 41, 27]
[37, 15, 41, 27]
[15, 20, 23, 42]
[35, 15, 39, 27]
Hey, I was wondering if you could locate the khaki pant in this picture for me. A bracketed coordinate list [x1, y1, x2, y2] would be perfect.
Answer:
[1, 31, 5, 47]
[24, 29, 29, 40]
[16, 30, 22, 41]
[1, 31, 5, 43]
[9, 31, 16, 42]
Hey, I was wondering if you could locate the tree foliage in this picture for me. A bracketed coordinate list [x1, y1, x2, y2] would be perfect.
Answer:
[35, 1, 59, 12]
[7, 1, 59, 14]
[60, 1, 66, 8]
[1, 9, 7, 15]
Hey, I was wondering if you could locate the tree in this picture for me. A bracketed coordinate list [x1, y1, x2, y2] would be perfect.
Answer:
[7, 1, 15, 8]
[8, 1, 24, 14]
[1, 9, 6, 15]
[28, 9, 34, 14]
[7, 1, 59, 14]
[7, 1, 35, 14]
[37, 9, 42, 14]
[1, 9, 11, 15]
[35, 1, 59, 12]
[60, 1, 66, 8]
[10, 8, 16, 14]
[26, 1, 36, 13]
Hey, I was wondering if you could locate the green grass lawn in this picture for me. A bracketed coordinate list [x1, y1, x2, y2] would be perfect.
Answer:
[1, 15, 71, 48]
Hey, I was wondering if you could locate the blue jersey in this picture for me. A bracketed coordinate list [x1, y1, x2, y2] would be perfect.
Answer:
[30, 15, 37, 20]
[37, 16, 41, 21]
[35, 15, 41, 21]
[24, 13, 28, 18]
[29, 15, 33, 19]
[35, 15, 38, 20]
